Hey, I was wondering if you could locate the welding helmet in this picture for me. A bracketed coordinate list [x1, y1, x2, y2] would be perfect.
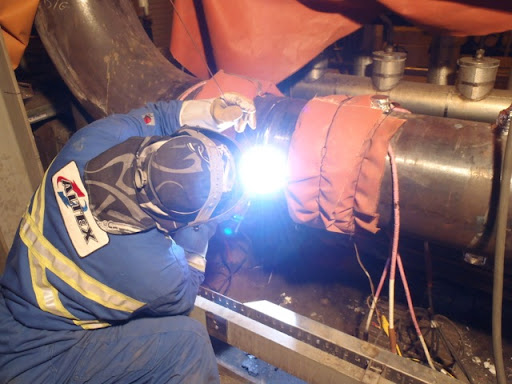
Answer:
[84, 127, 247, 234]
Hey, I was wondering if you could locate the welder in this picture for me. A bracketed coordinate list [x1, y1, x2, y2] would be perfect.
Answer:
[0, 93, 255, 383]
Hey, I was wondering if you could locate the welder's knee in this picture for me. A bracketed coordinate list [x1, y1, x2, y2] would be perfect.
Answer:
[154, 316, 220, 384]
[69, 315, 219, 384]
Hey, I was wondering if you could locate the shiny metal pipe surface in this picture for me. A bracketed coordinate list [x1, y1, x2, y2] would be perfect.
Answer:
[379, 113, 505, 258]
[34, 0, 199, 120]
[426, 36, 461, 85]
[290, 72, 512, 123]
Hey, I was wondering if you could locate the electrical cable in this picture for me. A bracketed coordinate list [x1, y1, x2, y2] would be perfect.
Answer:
[365, 145, 436, 369]
[387, 145, 401, 354]
[414, 240, 476, 382]
[354, 242, 376, 299]
[422, 232, 476, 382]
[396, 252, 436, 369]
[432, 319, 476, 384]
[389, 143, 435, 368]
[423, 241, 435, 315]
[356, 242, 389, 344]
[492, 109, 512, 384]
[364, 257, 390, 336]
[169, 0, 225, 98]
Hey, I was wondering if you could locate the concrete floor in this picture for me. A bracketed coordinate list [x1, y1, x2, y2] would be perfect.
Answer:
[204, 201, 512, 383]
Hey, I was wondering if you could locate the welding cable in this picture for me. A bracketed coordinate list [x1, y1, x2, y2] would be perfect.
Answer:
[396, 253, 436, 369]
[169, 0, 225, 97]
[354, 242, 376, 299]
[387, 145, 435, 369]
[423, 241, 435, 315]
[355, 242, 385, 335]
[387, 144, 401, 354]
[492, 113, 512, 384]
[364, 257, 391, 336]
[432, 318, 476, 384]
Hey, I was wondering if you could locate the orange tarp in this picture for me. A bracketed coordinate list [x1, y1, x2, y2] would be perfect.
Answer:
[170, 0, 512, 84]
[0, 0, 39, 69]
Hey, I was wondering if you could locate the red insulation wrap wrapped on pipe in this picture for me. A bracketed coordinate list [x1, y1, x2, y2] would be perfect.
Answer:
[286, 95, 405, 235]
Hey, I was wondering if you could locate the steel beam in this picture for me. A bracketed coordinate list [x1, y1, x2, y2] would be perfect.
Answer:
[191, 290, 461, 384]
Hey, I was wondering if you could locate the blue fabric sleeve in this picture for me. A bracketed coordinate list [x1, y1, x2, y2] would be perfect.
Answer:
[59, 100, 184, 163]
[173, 223, 218, 260]
[134, 268, 205, 318]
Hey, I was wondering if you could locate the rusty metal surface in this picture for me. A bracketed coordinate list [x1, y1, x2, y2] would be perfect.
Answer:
[34, 0, 199, 120]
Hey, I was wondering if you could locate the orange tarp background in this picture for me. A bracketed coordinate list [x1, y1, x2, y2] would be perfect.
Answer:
[170, 0, 512, 84]
[2, 1, 512, 77]
[0, 0, 39, 69]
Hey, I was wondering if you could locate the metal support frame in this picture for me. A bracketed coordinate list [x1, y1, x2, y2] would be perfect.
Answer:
[0, 29, 43, 270]
[191, 289, 461, 384]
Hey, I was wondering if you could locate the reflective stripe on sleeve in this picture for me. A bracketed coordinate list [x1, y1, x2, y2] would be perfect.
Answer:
[21, 214, 145, 312]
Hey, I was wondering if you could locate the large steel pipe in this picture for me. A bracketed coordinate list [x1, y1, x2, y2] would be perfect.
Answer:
[34, 0, 199, 120]
[290, 72, 512, 123]
[256, 97, 509, 259]
[379, 113, 505, 258]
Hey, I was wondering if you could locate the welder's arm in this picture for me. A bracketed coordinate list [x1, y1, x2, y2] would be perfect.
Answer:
[62, 100, 185, 162]
[68, 94, 256, 162]
[172, 223, 218, 273]
[130, 225, 217, 319]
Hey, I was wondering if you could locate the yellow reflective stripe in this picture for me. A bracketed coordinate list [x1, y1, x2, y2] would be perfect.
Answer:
[22, 221, 109, 329]
[25, 239, 75, 319]
[36, 175, 45, 232]
[23, 162, 112, 329]
[27, 173, 45, 228]
[74, 319, 111, 329]
[28, 184, 41, 222]
[21, 214, 145, 313]
[29, 158, 55, 229]
[186, 254, 206, 273]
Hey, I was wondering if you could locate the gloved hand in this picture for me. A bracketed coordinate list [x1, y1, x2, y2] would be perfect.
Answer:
[179, 92, 256, 133]
[173, 222, 218, 273]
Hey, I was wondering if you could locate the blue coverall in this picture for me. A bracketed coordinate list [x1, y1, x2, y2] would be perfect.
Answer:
[0, 101, 220, 383]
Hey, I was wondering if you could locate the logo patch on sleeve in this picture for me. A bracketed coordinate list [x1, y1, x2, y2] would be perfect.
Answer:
[52, 162, 109, 257]
[142, 112, 155, 126]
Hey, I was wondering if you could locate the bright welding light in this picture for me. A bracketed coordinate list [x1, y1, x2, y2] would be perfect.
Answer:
[239, 145, 288, 195]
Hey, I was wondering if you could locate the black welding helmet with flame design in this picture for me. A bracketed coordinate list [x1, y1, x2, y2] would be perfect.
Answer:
[84, 127, 247, 234]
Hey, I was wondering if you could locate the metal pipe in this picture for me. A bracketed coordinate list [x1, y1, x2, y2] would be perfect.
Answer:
[426, 35, 461, 85]
[289, 72, 512, 123]
[256, 97, 510, 259]
[379, 112, 505, 258]
[34, 0, 199, 120]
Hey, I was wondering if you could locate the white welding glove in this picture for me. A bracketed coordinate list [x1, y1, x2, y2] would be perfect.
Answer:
[179, 92, 256, 133]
